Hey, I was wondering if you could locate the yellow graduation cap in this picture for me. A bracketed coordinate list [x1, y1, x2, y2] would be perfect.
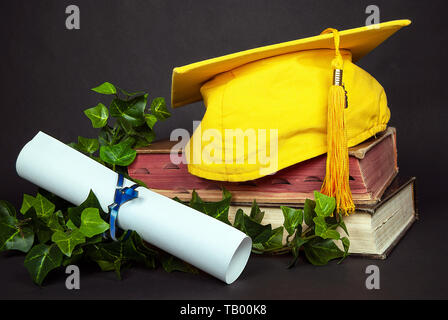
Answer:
[171, 19, 411, 213]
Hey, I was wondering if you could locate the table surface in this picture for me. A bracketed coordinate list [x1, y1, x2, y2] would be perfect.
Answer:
[0, 201, 446, 300]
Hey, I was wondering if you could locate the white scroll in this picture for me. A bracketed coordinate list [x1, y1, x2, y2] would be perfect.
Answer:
[16, 131, 252, 284]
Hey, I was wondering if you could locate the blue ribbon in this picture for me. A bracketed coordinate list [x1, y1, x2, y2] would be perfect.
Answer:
[107, 174, 139, 241]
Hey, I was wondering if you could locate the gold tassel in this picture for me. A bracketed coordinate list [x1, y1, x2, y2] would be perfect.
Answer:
[320, 28, 355, 214]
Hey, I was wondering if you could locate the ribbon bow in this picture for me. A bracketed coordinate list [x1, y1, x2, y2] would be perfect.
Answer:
[107, 174, 139, 241]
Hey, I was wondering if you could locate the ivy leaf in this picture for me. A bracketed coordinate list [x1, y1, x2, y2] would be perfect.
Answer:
[189, 190, 231, 225]
[82, 234, 103, 247]
[243, 214, 272, 244]
[91, 82, 117, 95]
[231, 207, 274, 245]
[96, 260, 117, 272]
[292, 236, 307, 256]
[160, 254, 198, 274]
[262, 226, 284, 250]
[130, 232, 157, 268]
[62, 247, 84, 267]
[110, 95, 147, 127]
[0, 202, 34, 252]
[84, 103, 109, 128]
[32, 193, 55, 222]
[338, 237, 350, 264]
[25, 208, 52, 244]
[281, 206, 303, 236]
[37, 188, 72, 212]
[98, 126, 114, 146]
[324, 230, 340, 240]
[117, 117, 137, 136]
[66, 220, 77, 231]
[86, 237, 149, 279]
[288, 236, 309, 268]
[303, 238, 344, 266]
[46, 210, 64, 233]
[79, 208, 109, 238]
[233, 209, 245, 232]
[36, 228, 52, 244]
[313, 216, 340, 240]
[303, 198, 316, 227]
[118, 87, 145, 97]
[115, 120, 154, 148]
[132, 126, 156, 148]
[20, 194, 35, 215]
[144, 114, 158, 130]
[250, 200, 264, 224]
[118, 136, 136, 148]
[86, 243, 122, 278]
[120, 236, 150, 265]
[2, 226, 34, 253]
[68, 190, 105, 228]
[24, 244, 63, 285]
[222, 188, 232, 200]
[0, 200, 16, 224]
[77, 136, 99, 154]
[314, 191, 336, 217]
[100, 141, 137, 166]
[150, 97, 170, 120]
[51, 229, 86, 257]
[131, 232, 156, 256]
[313, 216, 327, 237]
[251, 243, 265, 253]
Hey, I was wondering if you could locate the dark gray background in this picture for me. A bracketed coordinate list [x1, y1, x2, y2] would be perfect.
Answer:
[0, 0, 447, 299]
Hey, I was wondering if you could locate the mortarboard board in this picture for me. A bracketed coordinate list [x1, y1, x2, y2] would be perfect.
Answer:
[170, 19, 411, 213]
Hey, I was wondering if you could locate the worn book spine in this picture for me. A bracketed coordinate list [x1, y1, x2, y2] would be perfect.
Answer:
[129, 128, 398, 205]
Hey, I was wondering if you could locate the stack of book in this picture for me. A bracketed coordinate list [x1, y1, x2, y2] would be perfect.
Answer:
[129, 127, 417, 259]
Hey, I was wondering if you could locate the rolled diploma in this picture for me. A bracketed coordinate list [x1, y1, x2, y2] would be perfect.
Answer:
[16, 132, 252, 284]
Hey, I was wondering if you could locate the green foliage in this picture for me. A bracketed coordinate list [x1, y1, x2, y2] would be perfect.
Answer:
[76, 136, 100, 154]
[84, 103, 109, 128]
[72, 82, 171, 170]
[19, 194, 35, 215]
[1, 189, 197, 285]
[67, 190, 105, 228]
[150, 97, 171, 120]
[240, 213, 272, 244]
[110, 95, 147, 126]
[189, 189, 232, 225]
[303, 238, 345, 266]
[281, 206, 303, 236]
[32, 193, 56, 222]
[51, 229, 85, 257]
[85, 232, 159, 279]
[1, 188, 350, 285]
[303, 198, 316, 227]
[314, 191, 336, 217]
[249, 200, 264, 224]
[280, 191, 349, 267]
[79, 208, 109, 238]
[24, 244, 62, 286]
[99, 140, 137, 166]
[91, 82, 117, 95]
[192, 190, 351, 268]
[160, 254, 198, 274]
[0, 200, 34, 253]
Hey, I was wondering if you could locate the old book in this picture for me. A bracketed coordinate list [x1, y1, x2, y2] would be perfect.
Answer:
[228, 176, 417, 259]
[129, 127, 398, 205]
